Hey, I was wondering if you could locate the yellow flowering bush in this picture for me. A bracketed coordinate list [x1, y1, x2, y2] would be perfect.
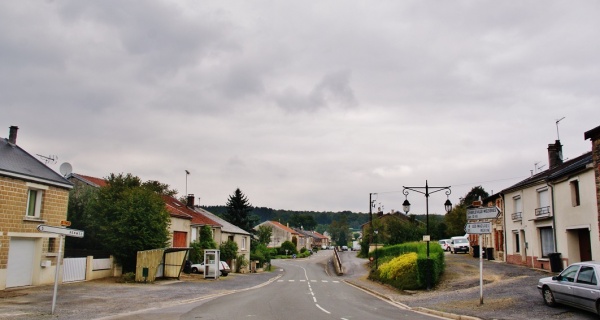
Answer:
[377, 252, 419, 289]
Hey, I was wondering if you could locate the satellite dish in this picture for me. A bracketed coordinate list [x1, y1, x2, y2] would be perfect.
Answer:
[59, 162, 72, 176]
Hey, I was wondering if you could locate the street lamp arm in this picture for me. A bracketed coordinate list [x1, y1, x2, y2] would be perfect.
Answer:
[402, 186, 451, 196]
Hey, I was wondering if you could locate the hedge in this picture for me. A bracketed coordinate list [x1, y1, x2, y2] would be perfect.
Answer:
[368, 242, 445, 290]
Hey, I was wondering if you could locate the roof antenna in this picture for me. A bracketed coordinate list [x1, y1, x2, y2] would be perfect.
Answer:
[555, 117, 565, 140]
[36, 154, 57, 164]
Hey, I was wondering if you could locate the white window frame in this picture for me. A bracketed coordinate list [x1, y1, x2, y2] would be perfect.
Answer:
[570, 179, 581, 207]
[537, 187, 549, 208]
[539, 227, 554, 258]
[242, 237, 246, 250]
[25, 183, 47, 218]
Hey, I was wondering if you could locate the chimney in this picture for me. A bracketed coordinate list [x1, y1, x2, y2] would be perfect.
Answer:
[548, 140, 563, 169]
[8, 126, 18, 144]
[186, 194, 195, 207]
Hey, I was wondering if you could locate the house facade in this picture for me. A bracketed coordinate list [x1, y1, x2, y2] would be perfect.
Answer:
[255, 221, 301, 250]
[503, 136, 599, 271]
[187, 195, 252, 269]
[0, 126, 73, 289]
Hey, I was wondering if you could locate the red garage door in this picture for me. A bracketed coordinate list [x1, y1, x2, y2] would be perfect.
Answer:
[173, 231, 187, 247]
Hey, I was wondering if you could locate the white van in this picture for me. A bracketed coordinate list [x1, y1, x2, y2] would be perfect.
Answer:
[449, 236, 470, 254]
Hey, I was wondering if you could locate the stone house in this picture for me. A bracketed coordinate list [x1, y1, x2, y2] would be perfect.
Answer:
[255, 220, 303, 251]
[0, 126, 73, 289]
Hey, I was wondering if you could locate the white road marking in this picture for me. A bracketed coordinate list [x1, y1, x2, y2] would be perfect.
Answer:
[316, 304, 330, 314]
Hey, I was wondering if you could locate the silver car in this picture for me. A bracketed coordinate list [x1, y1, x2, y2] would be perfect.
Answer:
[537, 261, 600, 316]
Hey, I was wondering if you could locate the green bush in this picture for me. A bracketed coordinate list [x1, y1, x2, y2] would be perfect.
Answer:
[368, 242, 445, 290]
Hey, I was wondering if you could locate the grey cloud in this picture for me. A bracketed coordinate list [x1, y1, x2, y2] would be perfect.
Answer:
[274, 70, 357, 112]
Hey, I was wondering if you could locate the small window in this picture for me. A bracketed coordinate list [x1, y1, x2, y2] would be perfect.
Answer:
[570, 180, 581, 207]
[514, 232, 520, 253]
[242, 237, 246, 250]
[26, 189, 43, 217]
[48, 238, 56, 253]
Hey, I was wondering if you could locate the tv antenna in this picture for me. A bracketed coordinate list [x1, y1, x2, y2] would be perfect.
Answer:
[534, 161, 546, 174]
[555, 117, 565, 140]
[36, 154, 57, 164]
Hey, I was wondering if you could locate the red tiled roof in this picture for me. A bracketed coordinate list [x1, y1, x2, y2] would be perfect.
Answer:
[161, 195, 221, 226]
[266, 221, 299, 235]
[74, 173, 107, 187]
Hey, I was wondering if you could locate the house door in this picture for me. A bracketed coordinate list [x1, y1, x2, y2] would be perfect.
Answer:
[173, 231, 187, 247]
[6, 238, 35, 288]
[578, 229, 592, 261]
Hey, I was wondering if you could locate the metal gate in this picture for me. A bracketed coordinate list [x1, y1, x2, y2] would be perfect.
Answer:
[63, 257, 86, 282]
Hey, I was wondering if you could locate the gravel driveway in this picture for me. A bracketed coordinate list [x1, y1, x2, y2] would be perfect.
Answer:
[340, 251, 600, 320]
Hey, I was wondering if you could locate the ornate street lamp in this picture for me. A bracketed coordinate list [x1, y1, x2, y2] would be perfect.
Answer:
[403, 180, 452, 290]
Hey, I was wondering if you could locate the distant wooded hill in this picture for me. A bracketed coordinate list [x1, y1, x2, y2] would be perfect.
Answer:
[201, 206, 370, 230]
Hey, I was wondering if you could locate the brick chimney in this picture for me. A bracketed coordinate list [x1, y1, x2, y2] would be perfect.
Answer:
[548, 140, 563, 169]
[8, 126, 18, 144]
[186, 194, 195, 207]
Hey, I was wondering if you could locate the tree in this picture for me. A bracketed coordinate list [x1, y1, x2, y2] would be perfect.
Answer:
[219, 240, 239, 263]
[256, 225, 273, 245]
[329, 215, 350, 246]
[223, 188, 256, 233]
[445, 186, 490, 236]
[66, 186, 101, 251]
[142, 180, 178, 196]
[90, 173, 171, 272]
[280, 240, 297, 255]
[190, 225, 218, 263]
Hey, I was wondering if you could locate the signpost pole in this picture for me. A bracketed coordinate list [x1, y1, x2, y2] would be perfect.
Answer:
[479, 234, 483, 305]
[51, 234, 64, 315]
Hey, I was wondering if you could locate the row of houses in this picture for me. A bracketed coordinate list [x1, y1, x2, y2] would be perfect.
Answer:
[254, 220, 330, 251]
[0, 126, 250, 290]
[470, 124, 600, 271]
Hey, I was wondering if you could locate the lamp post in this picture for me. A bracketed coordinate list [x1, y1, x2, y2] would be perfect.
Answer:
[374, 230, 379, 269]
[403, 180, 452, 290]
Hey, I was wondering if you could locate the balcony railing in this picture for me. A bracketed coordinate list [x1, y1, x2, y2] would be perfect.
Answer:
[511, 212, 522, 221]
[535, 206, 552, 217]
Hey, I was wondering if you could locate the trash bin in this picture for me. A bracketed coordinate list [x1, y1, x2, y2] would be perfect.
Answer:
[486, 247, 495, 260]
[472, 245, 480, 258]
[548, 253, 563, 272]
[183, 260, 192, 274]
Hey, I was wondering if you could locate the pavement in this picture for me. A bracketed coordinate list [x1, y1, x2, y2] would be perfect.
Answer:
[1, 251, 598, 320]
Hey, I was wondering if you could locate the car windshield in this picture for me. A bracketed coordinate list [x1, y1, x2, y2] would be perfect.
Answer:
[454, 239, 468, 244]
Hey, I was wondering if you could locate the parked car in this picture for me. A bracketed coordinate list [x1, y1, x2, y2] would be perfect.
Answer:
[341, 246, 349, 251]
[538, 261, 600, 316]
[190, 261, 231, 276]
[449, 236, 469, 254]
[438, 239, 451, 251]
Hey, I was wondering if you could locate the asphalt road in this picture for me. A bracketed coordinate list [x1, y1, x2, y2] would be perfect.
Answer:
[107, 250, 442, 320]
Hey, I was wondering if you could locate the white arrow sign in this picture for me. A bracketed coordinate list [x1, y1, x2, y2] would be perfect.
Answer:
[467, 207, 500, 220]
[37, 225, 84, 238]
[465, 222, 492, 234]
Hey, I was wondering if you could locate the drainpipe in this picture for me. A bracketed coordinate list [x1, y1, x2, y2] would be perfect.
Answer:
[501, 193, 507, 262]
[546, 181, 558, 254]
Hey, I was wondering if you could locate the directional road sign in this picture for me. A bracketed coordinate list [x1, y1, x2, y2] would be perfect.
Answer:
[465, 222, 492, 234]
[37, 225, 84, 238]
[467, 207, 500, 220]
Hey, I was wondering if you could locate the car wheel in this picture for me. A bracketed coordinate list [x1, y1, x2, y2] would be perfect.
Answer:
[191, 267, 198, 274]
[542, 287, 556, 307]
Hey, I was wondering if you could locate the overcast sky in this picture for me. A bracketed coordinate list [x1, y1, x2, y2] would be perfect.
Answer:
[2, 1, 599, 215]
